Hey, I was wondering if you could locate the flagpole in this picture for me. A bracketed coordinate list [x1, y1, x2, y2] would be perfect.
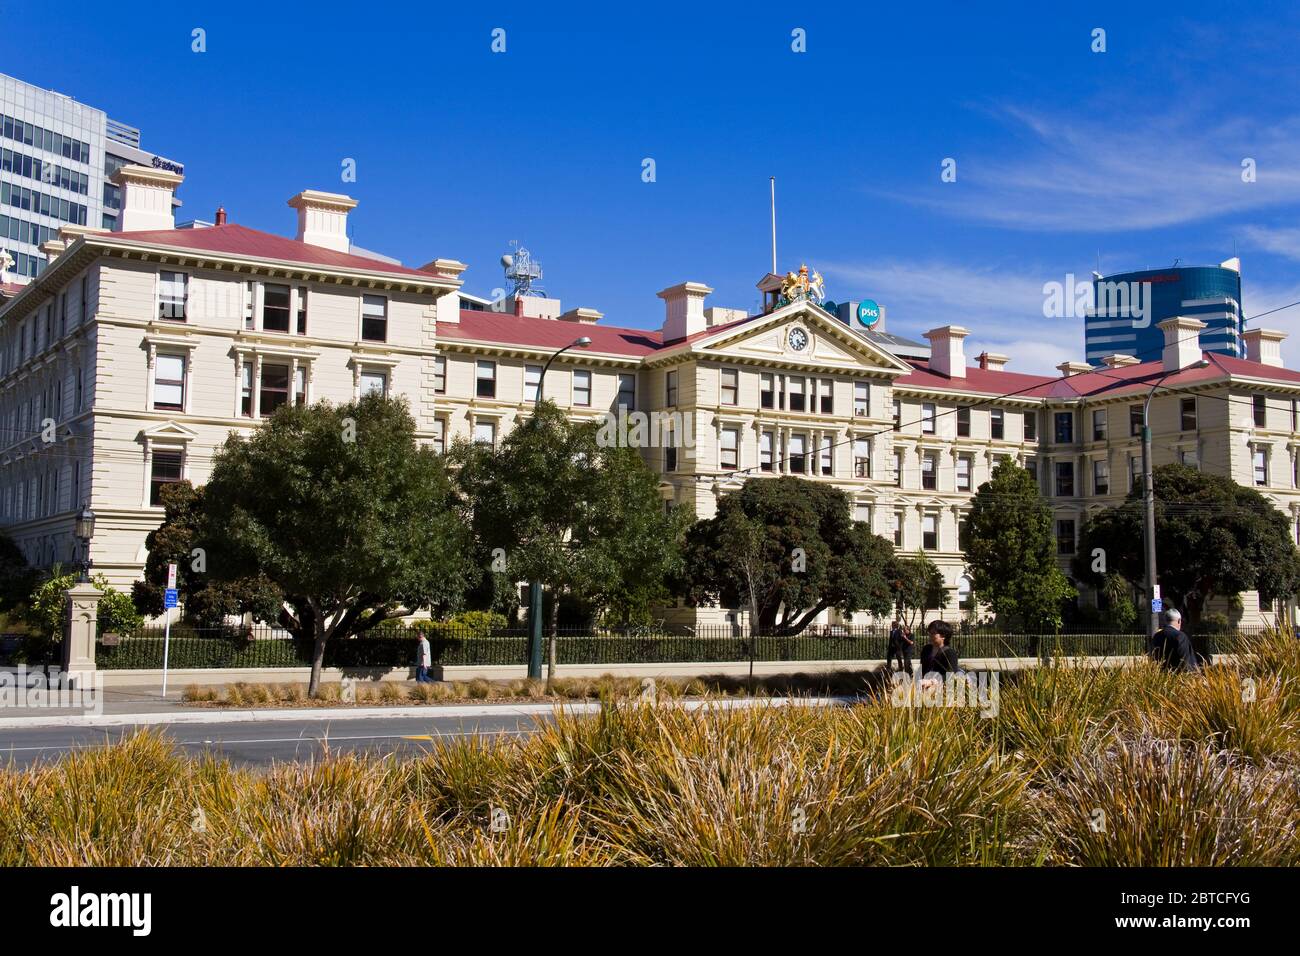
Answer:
[770, 177, 777, 273]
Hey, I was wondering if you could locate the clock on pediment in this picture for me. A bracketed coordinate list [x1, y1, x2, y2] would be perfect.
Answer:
[787, 326, 810, 352]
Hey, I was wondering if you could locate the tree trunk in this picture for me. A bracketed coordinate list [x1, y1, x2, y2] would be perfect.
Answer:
[545, 591, 560, 693]
[308, 616, 327, 698]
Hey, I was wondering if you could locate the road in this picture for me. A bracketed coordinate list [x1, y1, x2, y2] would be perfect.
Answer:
[0, 711, 554, 769]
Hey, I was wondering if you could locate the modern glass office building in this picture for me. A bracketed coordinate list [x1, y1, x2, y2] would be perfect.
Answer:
[1085, 260, 1244, 365]
[0, 72, 183, 281]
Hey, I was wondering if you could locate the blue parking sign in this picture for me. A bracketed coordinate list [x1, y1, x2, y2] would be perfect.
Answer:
[165, 588, 179, 608]
[1151, 598, 1163, 613]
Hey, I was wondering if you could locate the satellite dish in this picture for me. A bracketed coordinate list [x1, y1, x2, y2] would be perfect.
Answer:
[501, 254, 514, 268]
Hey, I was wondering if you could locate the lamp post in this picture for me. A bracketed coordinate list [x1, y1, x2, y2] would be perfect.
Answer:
[74, 505, 96, 584]
[1140, 359, 1209, 634]
[526, 336, 592, 680]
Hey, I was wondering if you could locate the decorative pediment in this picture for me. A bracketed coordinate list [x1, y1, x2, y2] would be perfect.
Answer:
[138, 421, 200, 444]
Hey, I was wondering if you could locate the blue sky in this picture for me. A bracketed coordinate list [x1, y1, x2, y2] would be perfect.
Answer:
[8, 1, 1300, 372]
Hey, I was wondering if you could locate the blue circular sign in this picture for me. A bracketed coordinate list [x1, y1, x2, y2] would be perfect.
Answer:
[856, 299, 881, 328]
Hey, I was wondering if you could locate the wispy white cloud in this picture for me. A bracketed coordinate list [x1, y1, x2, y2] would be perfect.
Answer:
[1241, 225, 1300, 261]
[820, 258, 1085, 374]
[897, 107, 1300, 233]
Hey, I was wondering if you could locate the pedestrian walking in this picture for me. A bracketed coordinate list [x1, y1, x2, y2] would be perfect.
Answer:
[1150, 608, 1198, 672]
[414, 628, 435, 683]
[887, 619, 914, 676]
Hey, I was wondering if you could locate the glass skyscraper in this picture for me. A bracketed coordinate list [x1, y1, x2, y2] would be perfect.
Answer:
[1085, 261, 1244, 365]
[0, 72, 183, 281]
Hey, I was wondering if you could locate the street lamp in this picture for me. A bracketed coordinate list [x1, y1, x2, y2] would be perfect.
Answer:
[1140, 358, 1209, 634]
[74, 504, 96, 584]
[526, 336, 592, 680]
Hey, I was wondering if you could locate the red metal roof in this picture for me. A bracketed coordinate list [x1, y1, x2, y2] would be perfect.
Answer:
[439, 310, 664, 356]
[98, 223, 454, 281]
[894, 360, 1054, 395]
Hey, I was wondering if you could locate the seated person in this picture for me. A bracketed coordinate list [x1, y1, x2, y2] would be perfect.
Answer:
[920, 620, 960, 676]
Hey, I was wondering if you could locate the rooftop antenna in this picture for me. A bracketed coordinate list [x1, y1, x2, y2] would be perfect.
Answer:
[501, 240, 544, 298]
[770, 177, 777, 274]
[1172, 257, 1182, 268]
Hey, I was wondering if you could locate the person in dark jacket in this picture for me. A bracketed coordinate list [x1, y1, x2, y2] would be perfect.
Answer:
[1150, 608, 1199, 672]
[887, 619, 914, 676]
[920, 620, 959, 676]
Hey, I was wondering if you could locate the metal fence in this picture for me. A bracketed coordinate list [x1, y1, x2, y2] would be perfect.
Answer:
[86, 623, 1265, 671]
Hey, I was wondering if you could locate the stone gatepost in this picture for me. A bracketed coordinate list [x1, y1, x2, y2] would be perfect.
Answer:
[63, 582, 102, 687]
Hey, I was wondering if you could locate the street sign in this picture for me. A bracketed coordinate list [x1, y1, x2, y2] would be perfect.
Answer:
[167, 563, 177, 590]
[1151, 598, 1163, 613]
[164, 588, 178, 609]
[1153, 584, 1161, 600]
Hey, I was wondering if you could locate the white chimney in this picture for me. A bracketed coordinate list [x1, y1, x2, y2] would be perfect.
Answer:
[39, 239, 66, 265]
[1100, 354, 1141, 368]
[1158, 316, 1206, 373]
[419, 259, 467, 326]
[559, 307, 603, 324]
[1057, 361, 1093, 376]
[658, 282, 713, 341]
[1243, 328, 1286, 367]
[111, 165, 182, 232]
[923, 325, 970, 378]
[287, 190, 358, 253]
[976, 351, 1009, 371]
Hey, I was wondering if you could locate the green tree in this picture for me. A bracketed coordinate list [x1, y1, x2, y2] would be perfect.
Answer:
[680, 476, 895, 634]
[890, 552, 947, 631]
[1075, 463, 1300, 630]
[964, 458, 1075, 632]
[19, 566, 142, 661]
[0, 533, 35, 618]
[132, 481, 282, 628]
[454, 401, 686, 681]
[200, 394, 474, 695]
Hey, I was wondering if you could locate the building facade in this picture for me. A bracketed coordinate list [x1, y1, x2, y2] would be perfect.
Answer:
[1086, 261, 1244, 365]
[4, 173, 1300, 628]
[1, 72, 184, 281]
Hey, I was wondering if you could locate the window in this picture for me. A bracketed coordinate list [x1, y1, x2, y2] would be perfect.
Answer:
[294, 367, 306, 406]
[59, 292, 66, 337]
[893, 512, 904, 547]
[666, 370, 678, 406]
[153, 354, 185, 410]
[262, 283, 291, 332]
[788, 377, 806, 413]
[1093, 459, 1109, 495]
[432, 418, 445, 455]
[1054, 412, 1073, 444]
[665, 424, 677, 472]
[260, 364, 290, 416]
[854, 438, 870, 478]
[1129, 455, 1141, 491]
[1180, 446, 1199, 470]
[1092, 409, 1107, 441]
[474, 419, 496, 449]
[1180, 397, 1197, 431]
[1254, 395, 1267, 428]
[854, 501, 871, 524]
[524, 365, 541, 403]
[956, 455, 971, 491]
[243, 281, 255, 330]
[760, 431, 774, 472]
[80, 275, 87, 324]
[720, 368, 738, 406]
[922, 451, 937, 490]
[990, 408, 1004, 440]
[760, 374, 775, 410]
[240, 362, 253, 417]
[820, 379, 834, 414]
[617, 373, 635, 411]
[150, 450, 183, 506]
[1056, 519, 1076, 555]
[1130, 404, 1143, 437]
[158, 271, 187, 321]
[921, 403, 936, 434]
[1254, 448, 1268, 486]
[434, 356, 447, 394]
[957, 576, 972, 609]
[922, 514, 938, 551]
[296, 287, 308, 335]
[360, 370, 387, 397]
[893, 399, 902, 431]
[720, 428, 738, 469]
[361, 295, 388, 342]
[1055, 461, 1075, 497]
[572, 369, 591, 407]
[854, 382, 869, 417]
[894, 450, 904, 486]
[956, 407, 971, 437]
[1026, 456, 1038, 482]
[788, 434, 808, 474]
[476, 361, 496, 398]
[1023, 410, 1036, 442]
[820, 435, 832, 476]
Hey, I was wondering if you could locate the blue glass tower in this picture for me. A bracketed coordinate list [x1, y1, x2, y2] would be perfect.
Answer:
[1085, 261, 1243, 366]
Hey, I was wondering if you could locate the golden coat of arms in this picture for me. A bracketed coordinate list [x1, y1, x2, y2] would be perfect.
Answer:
[779, 263, 825, 304]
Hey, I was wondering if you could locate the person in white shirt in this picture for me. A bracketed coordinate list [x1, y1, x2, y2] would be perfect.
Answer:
[415, 630, 434, 683]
